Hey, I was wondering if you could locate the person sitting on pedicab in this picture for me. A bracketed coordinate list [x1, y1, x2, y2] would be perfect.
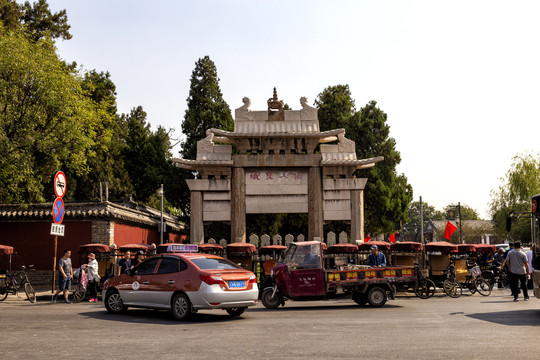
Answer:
[367, 245, 386, 267]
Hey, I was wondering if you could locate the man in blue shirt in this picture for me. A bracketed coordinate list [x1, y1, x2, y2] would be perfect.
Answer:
[367, 245, 386, 267]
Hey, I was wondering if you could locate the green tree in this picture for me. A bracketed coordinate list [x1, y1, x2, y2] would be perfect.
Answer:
[315, 84, 355, 131]
[402, 201, 444, 242]
[490, 153, 540, 242]
[0, 27, 97, 203]
[0, 0, 71, 41]
[180, 56, 234, 161]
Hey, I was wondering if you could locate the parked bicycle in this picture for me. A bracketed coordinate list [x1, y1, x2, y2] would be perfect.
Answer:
[72, 265, 88, 303]
[414, 263, 436, 299]
[0, 265, 36, 303]
[443, 261, 463, 298]
[464, 265, 491, 296]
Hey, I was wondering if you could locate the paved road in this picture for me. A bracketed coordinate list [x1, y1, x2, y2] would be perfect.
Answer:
[1, 289, 539, 360]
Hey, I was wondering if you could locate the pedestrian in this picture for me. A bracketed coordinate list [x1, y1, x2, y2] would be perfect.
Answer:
[367, 245, 386, 267]
[52, 248, 73, 304]
[118, 250, 132, 275]
[506, 242, 530, 301]
[86, 253, 99, 303]
[526, 244, 535, 289]
[132, 250, 145, 268]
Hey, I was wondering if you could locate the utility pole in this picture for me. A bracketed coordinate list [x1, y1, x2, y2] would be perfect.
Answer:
[159, 184, 164, 245]
[420, 196, 426, 269]
[458, 202, 463, 244]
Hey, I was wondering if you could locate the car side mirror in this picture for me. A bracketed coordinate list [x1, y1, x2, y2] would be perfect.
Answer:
[125, 269, 133, 276]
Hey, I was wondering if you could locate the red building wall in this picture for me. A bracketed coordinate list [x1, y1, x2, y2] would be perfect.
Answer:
[113, 222, 160, 246]
[0, 221, 92, 270]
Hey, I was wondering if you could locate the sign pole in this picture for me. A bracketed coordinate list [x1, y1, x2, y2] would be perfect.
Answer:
[52, 235, 57, 293]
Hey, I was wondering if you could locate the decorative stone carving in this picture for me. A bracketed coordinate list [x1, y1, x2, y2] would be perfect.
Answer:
[337, 132, 356, 154]
[268, 87, 284, 121]
[196, 130, 214, 158]
[261, 234, 270, 247]
[297, 234, 305, 242]
[208, 238, 216, 244]
[339, 231, 348, 244]
[285, 234, 294, 246]
[249, 234, 259, 246]
[219, 239, 228, 248]
[235, 96, 252, 121]
[273, 234, 282, 246]
[300, 97, 317, 120]
[327, 231, 336, 246]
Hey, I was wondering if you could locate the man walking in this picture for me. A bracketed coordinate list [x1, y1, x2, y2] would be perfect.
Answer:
[52, 248, 73, 304]
[506, 242, 530, 301]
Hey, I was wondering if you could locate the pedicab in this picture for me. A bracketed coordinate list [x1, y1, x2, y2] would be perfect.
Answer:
[0, 245, 36, 302]
[325, 243, 359, 270]
[0, 244, 13, 271]
[118, 243, 155, 255]
[72, 244, 112, 303]
[357, 241, 391, 266]
[257, 245, 287, 289]
[390, 242, 435, 298]
[454, 244, 492, 296]
[475, 244, 498, 287]
[424, 241, 458, 285]
[226, 243, 257, 273]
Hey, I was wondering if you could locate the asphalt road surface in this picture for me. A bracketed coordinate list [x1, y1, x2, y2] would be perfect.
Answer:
[1, 289, 539, 360]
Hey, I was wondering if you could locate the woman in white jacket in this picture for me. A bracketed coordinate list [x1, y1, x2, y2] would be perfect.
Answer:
[86, 253, 99, 303]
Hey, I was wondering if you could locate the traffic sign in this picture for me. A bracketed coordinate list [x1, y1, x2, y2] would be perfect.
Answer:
[53, 198, 64, 224]
[54, 171, 66, 198]
[50, 223, 65, 236]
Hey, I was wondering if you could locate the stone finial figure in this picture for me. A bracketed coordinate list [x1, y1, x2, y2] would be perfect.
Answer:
[268, 87, 284, 121]
[235, 96, 252, 121]
[299, 96, 317, 119]
[196, 129, 215, 159]
[337, 131, 356, 154]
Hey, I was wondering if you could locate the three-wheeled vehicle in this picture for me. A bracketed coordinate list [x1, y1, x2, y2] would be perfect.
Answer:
[325, 243, 359, 270]
[257, 245, 287, 289]
[424, 241, 458, 285]
[357, 241, 391, 265]
[198, 243, 225, 256]
[226, 243, 257, 272]
[260, 241, 417, 309]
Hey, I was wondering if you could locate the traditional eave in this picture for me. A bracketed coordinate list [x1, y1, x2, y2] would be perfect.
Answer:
[172, 158, 234, 170]
[0, 201, 185, 232]
[321, 156, 385, 169]
[209, 128, 345, 140]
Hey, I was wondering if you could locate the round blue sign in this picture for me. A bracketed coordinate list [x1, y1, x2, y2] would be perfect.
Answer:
[53, 198, 64, 224]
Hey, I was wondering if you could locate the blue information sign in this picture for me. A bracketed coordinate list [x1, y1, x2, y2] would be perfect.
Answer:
[53, 198, 64, 224]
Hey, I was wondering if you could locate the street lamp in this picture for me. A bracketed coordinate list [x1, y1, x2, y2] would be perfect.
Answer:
[158, 184, 164, 245]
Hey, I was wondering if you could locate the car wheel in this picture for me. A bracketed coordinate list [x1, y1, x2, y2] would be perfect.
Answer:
[105, 289, 127, 314]
[172, 293, 192, 321]
[367, 287, 387, 307]
[261, 288, 281, 309]
[226, 307, 246, 317]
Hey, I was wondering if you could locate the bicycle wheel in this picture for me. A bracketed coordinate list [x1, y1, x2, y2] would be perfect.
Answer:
[475, 278, 492, 296]
[24, 283, 36, 303]
[466, 279, 477, 294]
[72, 284, 86, 303]
[481, 271, 495, 289]
[415, 279, 436, 299]
[443, 279, 462, 298]
[0, 291, 8, 301]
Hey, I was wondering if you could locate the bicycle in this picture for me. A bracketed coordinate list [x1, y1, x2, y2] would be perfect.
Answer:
[414, 263, 436, 299]
[0, 265, 36, 303]
[464, 265, 491, 296]
[442, 261, 462, 298]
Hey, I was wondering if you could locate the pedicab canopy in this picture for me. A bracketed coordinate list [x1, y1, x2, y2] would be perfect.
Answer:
[197, 243, 224, 255]
[457, 244, 478, 254]
[118, 243, 154, 254]
[390, 242, 423, 252]
[474, 244, 496, 254]
[326, 243, 358, 254]
[258, 245, 287, 256]
[78, 244, 111, 254]
[358, 241, 391, 252]
[425, 241, 458, 254]
[0, 245, 14, 255]
[226, 242, 257, 254]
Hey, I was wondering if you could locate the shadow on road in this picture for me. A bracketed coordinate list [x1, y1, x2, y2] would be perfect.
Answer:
[247, 303, 403, 312]
[78, 308, 246, 325]
[466, 309, 540, 326]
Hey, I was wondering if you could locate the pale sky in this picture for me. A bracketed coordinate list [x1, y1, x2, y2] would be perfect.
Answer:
[47, 0, 540, 219]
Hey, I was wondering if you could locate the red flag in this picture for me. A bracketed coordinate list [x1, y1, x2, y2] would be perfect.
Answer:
[389, 234, 395, 243]
[364, 235, 371, 243]
[444, 221, 457, 240]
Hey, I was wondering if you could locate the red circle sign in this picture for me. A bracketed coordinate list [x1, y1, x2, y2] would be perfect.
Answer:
[533, 200, 537, 213]
[54, 171, 66, 198]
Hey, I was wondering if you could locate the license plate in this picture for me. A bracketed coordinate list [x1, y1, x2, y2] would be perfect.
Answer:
[229, 280, 245, 288]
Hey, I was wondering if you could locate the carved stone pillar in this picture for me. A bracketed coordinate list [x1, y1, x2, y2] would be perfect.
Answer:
[351, 189, 364, 242]
[308, 167, 323, 241]
[190, 191, 204, 244]
[231, 167, 246, 243]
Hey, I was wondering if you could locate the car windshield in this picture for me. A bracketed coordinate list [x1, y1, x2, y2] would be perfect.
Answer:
[190, 257, 240, 270]
[280, 245, 296, 264]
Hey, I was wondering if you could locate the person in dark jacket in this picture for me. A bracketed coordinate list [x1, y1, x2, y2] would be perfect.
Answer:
[367, 245, 386, 267]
